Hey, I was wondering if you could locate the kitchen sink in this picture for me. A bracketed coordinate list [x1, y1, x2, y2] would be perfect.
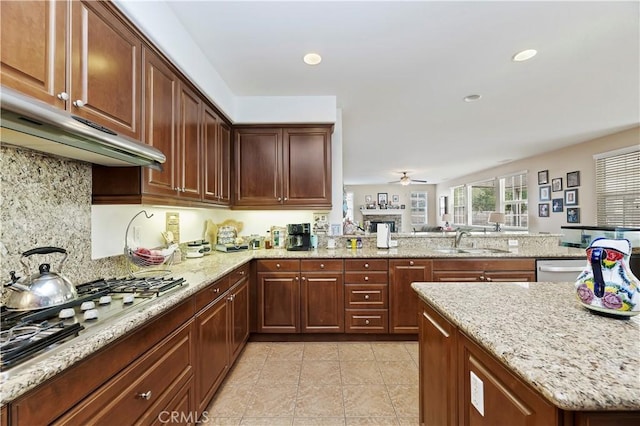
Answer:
[433, 248, 511, 254]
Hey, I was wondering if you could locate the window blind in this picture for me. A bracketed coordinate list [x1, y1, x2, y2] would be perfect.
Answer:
[595, 149, 640, 227]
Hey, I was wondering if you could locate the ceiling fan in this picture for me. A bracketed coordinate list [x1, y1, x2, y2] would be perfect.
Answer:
[389, 172, 428, 186]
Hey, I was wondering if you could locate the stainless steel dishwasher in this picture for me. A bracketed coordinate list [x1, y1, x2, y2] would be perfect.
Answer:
[536, 259, 585, 282]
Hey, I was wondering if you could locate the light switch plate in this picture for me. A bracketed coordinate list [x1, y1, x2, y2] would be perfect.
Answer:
[508, 239, 519, 247]
[166, 212, 180, 244]
[470, 371, 485, 416]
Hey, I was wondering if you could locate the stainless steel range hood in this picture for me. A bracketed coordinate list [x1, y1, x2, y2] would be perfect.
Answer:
[1, 86, 165, 170]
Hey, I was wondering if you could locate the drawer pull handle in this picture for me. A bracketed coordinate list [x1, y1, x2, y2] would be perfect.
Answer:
[364, 263, 369, 268]
[365, 319, 370, 325]
[480, 275, 485, 281]
[364, 276, 369, 281]
[364, 294, 370, 300]
[138, 391, 152, 400]
[320, 263, 325, 269]
[212, 288, 220, 294]
[302, 277, 306, 281]
[73, 99, 85, 108]
[409, 261, 414, 266]
[239, 271, 245, 275]
[276, 263, 280, 268]
[57, 92, 69, 100]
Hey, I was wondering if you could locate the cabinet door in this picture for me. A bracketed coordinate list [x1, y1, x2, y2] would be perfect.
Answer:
[420, 302, 458, 426]
[218, 122, 232, 205]
[177, 83, 202, 199]
[70, 1, 141, 139]
[0, 0, 66, 108]
[389, 259, 432, 333]
[257, 272, 299, 333]
[458, 332, 557, 426]
[282, 127, 332, 208]
[142, 47, 178, 197]
[195, 296, 229, 413]
[300, 272, 344, 333]
[202, 104, 221, 202]
[229, 275, 249, 363]
[234, 128, 282, 206]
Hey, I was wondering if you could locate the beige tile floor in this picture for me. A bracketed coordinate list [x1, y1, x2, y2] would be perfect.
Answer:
[203, 341, 420, 425]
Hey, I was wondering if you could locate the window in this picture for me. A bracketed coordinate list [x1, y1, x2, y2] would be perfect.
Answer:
[410, 191, 428, 225]
[503, 172, 528, 228]
[452, 186, 466, 225]
[470, 179, 496, 226]
[344, 191, 354, 222]
[450, 172, 528, 229]
[595, 148, 640, 227]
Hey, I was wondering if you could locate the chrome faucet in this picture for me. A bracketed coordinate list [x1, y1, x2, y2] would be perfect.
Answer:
[454, 230, 471, 248]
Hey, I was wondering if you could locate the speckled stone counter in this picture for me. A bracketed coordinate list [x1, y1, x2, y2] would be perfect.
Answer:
[411, 281, 640, 411]
[0, 245, 584, 405]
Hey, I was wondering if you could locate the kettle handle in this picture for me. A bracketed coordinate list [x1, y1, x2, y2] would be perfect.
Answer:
[22, 246, 67, 257]
[21, 247, 68, 273]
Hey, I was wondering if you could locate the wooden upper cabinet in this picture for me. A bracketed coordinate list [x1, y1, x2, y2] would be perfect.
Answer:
[176, 83, 202, 199]
[1, 1, 141, 139]
[233, 125, 333, 209]
[283, 127, 332, 207]
[234, 127, 282, 207]
[70, 0, 141, 139]
[0, 0, 67, 108]
[202, 105, 231, 205]
[142, 47, 178, 197]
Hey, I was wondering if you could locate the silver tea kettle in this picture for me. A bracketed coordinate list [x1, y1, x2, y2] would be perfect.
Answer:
[5, 246, 78, 311]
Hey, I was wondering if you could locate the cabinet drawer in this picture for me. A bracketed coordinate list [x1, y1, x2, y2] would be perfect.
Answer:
[344, 259, 388, 271]
[301, 259, 343, 272]
[55, 320, 194, 425]
[345, 284, 388, 308]
[344, 271, 388, 284]
[195, 277, 230, 312]
[229, 263, 250, 285]
[257, 259, 300, 272]
[345, 309, 388, 333]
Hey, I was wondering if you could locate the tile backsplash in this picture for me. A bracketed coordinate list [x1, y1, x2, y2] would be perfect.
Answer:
[0, 146, 125, 304]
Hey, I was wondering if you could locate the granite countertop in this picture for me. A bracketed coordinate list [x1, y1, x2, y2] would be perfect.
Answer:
[0, 245, 584, 405]
[411, 281, 640, 411]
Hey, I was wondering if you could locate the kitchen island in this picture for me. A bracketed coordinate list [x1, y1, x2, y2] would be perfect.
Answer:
[0, 243, 585, 424]
[412, 281, 640, 425]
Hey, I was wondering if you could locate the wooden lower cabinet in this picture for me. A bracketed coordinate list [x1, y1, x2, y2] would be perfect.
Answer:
[256, 260, 301, 333]
[433, 258, 536, 282]
[419, 299, 640, 426]
[344, 259, 389, 333]
[389, 259, 432, 334]
[300, 260, 344, 333]
[229, 268, 250, 363]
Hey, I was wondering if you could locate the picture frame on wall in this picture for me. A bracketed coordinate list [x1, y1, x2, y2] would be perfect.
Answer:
[538, 203, 550, 217]
[567, 207, 580, 223]
[565, 189, 579, 206]
[539, 186, 551, 201]
[552, 198, 564, 212]
[552, 178, 563, 192]
[567, 171, 581, 187]
[365, 195, 372, 204]
[377, 193, 388, 205]
[537, 170, 549, 185]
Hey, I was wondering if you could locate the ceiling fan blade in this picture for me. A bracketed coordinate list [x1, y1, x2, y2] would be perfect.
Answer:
[411, 179, 428, 183]
[388, 180, 402, 184]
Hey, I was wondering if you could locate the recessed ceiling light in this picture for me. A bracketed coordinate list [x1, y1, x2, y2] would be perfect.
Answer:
[463, 94, 482, 102]
[512, 49, 537, 62]
[303, 53, 322, 65]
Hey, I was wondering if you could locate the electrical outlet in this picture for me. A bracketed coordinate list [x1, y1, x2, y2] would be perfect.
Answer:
[508, 239, 519, 247]
[133, 226, 141, 245]
[470, 371, 485, 416]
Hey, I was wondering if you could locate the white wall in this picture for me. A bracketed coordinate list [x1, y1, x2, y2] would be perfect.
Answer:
[435, 126, 639, 233]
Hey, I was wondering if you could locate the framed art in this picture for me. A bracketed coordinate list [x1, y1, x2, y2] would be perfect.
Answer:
[552, 198, 564, 213]
[538, 203, 550, 217]
[567, 171, 580, 187]
[537, 170, 549, 185]
[552, 178, 563, 192]
[377, 192, 388, 205]
[565, 189, 578, 206]
[365, 194, 372, 204]
[539, 185, 551, 201]
[392, 194, 400, 203]
[567, 207, 580, 223]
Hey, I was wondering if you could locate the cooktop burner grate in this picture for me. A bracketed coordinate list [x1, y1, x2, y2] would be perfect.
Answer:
[76, 276, 186, 297]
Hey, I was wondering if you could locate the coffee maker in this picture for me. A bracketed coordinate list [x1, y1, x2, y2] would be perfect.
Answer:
[286, 223, 311, 251]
